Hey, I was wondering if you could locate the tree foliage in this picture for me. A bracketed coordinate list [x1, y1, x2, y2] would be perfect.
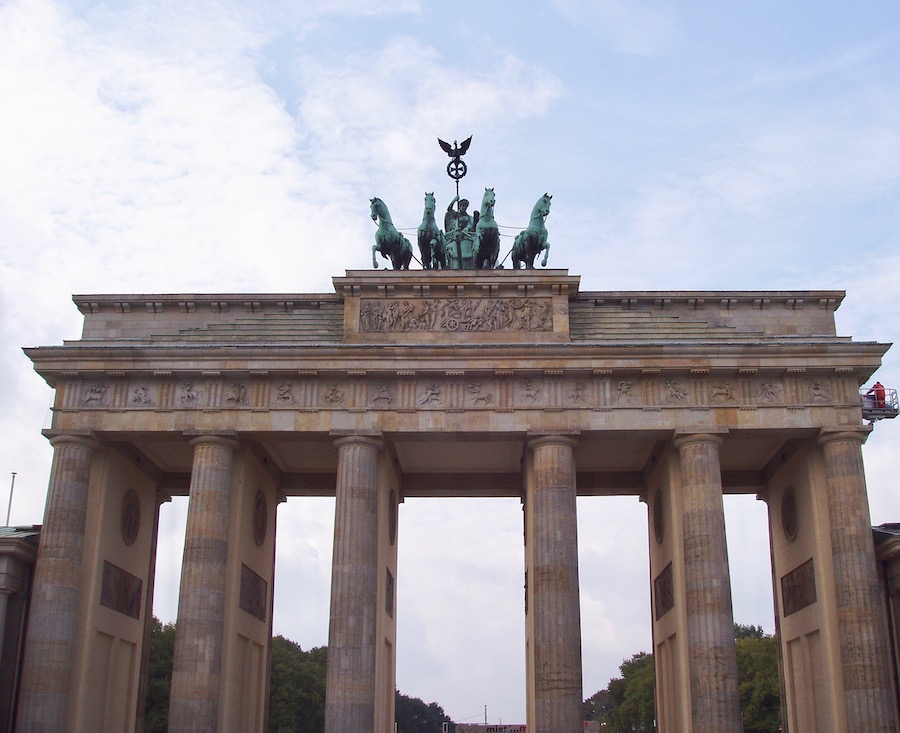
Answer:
[143, 617, 176, 733]
[144, 620, 450, 733]
[395, 691, 453, 733]
[268, 636, 328, 733]
[736, 631, 781, 733]
[584, 624, 782, 733]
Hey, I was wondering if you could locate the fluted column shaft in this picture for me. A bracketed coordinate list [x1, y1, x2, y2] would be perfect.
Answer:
[819, 430, 898, 732]
[324, 436, 382, 733]
[529, 436, 583, 733]
[168, 436, 238, 733]
[674, 433, 742, 733]
[16, 434, 97, 733]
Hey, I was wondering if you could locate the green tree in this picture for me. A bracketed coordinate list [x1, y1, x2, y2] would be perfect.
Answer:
[394, 691, 453, 733]
[268, 636, 327, 733]
[735, 623, 766, 640]
[143, 617, 176, 733]
[736, 632, 781, 733]
[612, 652, 656, 732]
[584, 624, 782, 733]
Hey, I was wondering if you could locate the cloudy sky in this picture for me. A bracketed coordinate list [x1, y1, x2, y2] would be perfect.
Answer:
[2, 0, 899, 724]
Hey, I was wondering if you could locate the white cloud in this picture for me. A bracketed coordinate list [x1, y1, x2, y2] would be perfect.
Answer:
[552, 0, 678, 55]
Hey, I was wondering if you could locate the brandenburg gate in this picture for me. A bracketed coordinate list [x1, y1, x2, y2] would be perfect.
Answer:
[15, 269, 899, 732]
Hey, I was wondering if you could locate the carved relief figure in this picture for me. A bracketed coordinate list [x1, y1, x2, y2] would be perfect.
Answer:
[324, 384, 345, 405]
[522, 380, 542, 404]
[225, 384, 246, 406]
[420, 384, 441, 405]
[372, 384, 392, 404]
[180, 382, 201, 405]
[82, 383, 109, 406]
[131, 386, 152, 405]
[808, 380, 831, 402]
[711, 381, 736, 402]
[757, 381, 781, 403]
[468, 382, 494, 405]
[617, 380, 636, 403]
[275, 383, 295, 404]
[665, 380, 687, 402]
[358, 298, 552, 334]
[569, 382, 588, 403]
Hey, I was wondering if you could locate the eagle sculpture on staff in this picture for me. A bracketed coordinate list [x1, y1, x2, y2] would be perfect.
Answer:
[438, 135, 473, 189]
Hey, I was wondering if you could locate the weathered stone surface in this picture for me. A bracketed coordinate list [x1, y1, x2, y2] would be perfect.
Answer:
[17, 434, 97, 732]
[819, 430, 898, 732]
[527, 435, 583, 733]
[674, 433, 742, 733]
[324, 436, 382, 733]
[17, 270, 895, 733]
[168, 435, 237, 733]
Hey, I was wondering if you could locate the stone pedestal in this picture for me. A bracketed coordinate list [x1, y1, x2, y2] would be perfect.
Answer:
[16, 434, 97, 732]
[674, 433, 742, 733]
[324, 436, 382, 733]
[168, 435, 238, 733]
[819, 430, 899, 732]
[527, 436, 583, 733]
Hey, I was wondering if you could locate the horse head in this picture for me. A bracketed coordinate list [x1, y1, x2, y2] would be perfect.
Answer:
[423, 192, 436, 217]
[480, 187, 495, 217]
[370, 197, 387, 223]
[533, 193, 552, 220]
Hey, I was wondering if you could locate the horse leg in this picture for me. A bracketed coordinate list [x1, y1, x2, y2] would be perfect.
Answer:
[372, 243, 380, 269]
[541, 241, 550, 267]
[421, 242, 432, 269]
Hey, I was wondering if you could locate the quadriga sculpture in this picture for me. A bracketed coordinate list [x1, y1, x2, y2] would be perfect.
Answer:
[416, 192, 446, 269]
[512, 193, 551, 269]
[370, 197, 412, 270]
[473, 187, 500, 269]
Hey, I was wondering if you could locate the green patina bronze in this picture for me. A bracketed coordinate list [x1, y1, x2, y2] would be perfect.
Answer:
[369, 135, 551, 270]
[370, 197, 412, 270]
[369, 190, 553, 270]
[512, 193, 552, 269]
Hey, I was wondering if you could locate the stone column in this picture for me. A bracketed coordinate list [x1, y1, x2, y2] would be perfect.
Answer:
[324, 436, 382, 733]
[819, 430, 898, 732]
[673, 433, 742, 733]
[528, 436, 583, 733]
[168, 435, 238, 733]
[16, 434, 97, 732]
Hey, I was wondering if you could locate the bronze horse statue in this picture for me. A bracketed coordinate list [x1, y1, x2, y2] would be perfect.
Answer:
[417, 192, 446, 269]
[473, 187, 500, 269]
[511, 193, 551, 269]
[371, 197, 412, 270]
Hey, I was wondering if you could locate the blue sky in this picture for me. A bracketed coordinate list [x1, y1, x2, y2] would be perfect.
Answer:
[2, 0, 899, 724]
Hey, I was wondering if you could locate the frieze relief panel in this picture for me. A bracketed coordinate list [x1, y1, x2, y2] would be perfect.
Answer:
[358, 297, 553, 333]
[60, 374, 851, 413]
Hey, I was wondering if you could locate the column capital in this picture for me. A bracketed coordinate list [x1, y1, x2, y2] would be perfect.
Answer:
[333, 434, 383, 450]
[526, 434, 579, 451]
[43, 431, 99, 451]
[817, 426, 871, 447]
[187, 433, 239, 450]
[672, 430, 726, 450]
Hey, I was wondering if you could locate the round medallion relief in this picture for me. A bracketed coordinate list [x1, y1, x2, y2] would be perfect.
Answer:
[253, 491, 268, 547]
[121, 489, 141, 546]
[652, 490, 664, 545]
[782, 487, 798, 543]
